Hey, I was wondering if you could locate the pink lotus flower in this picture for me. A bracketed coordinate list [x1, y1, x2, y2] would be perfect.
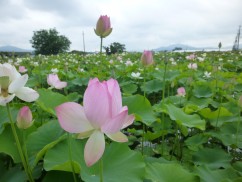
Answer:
[0, 63, 39, 106]
[188, 63, 197, 70]
[141, 50, 154, 66]
[94, 15, 112, 38]
[186, 53, 196, 60]
[177, 87, 186, 97]
[19, 66, 28, 73]
[47, 74, 67, 89]
[55, 78, 134, 166]
[17, 106, 33, 129]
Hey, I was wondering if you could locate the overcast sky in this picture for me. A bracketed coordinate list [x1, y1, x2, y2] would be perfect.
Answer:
[0, 0, 241, 51]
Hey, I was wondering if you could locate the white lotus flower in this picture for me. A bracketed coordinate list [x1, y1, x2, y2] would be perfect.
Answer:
[131, 72, 143, 79]
[51, 68, 59, 73]
[203, 71, 211, 78]
[125, 60, 133, 66]
[0, 63, 39, 106]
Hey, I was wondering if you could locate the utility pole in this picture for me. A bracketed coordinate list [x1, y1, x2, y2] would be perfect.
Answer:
[232, 25, 241, 51]
[82, 31, 85, 53]
[238, 25, 241, 50]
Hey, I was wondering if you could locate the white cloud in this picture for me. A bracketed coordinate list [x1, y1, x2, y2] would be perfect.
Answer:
[0, 0, 241, 51]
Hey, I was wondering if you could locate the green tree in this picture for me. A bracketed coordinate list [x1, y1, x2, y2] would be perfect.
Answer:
[104, 42, 126, 55]
[218, 42, 222, 51]
[30, 28, 71, 55]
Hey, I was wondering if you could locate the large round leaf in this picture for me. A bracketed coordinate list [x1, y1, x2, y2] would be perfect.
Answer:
[0, 165, 26, 182]
[193, 148, 232, 169]
[0, 107, 18, 134]
[42, 171, 74, 182]
[185, 134, 209, 151]
[145, 163, 199, 182]
[193, 82, 213, 98]
[123, 94, 156, 125]
[209, 122, 242, 148]
[36, 88, 68, 115]
[120, 82, 138, 94]
[0, 125, 21, 163]
[44, 138, 82, 174]
[166, 104, 206, 130]
[26, 120, 65, 167]
[141, 79, 163, 94]
[81, 143, 145, 182]
[195, 165, 241, 182]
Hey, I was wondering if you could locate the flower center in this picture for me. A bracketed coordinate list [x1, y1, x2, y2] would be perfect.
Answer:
[0, 76, 10, 97]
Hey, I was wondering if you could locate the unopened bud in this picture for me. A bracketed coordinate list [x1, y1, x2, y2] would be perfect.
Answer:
[17, 106, 33, 129]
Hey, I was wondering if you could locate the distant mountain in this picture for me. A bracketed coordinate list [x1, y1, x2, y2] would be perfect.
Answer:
[0, 45, 33, 52]
[153, 44, 215, 52]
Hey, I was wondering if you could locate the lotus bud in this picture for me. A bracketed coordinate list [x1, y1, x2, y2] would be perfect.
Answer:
[141, 50, 154, 66]
[17, 106, 33, 129]
[94, 15, 112, 38]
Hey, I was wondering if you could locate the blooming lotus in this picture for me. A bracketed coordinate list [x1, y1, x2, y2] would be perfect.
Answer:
[131, 72, 143, 79]
[203, 71, 211, 78]
[186, 53, 196, 60]
[188, 63, 197, 70]
[141, 50, 154, 66]
[177, 87, 186, 97]
[125, 60, 133, 66]
[47, 74, 67, 89]
[94, 15, 112, 38]
[55, 78, 134, 166]
[51, 68, 59, 73]
[0, 63, 39, 106]
[19, 66, 28, 73]
[17, 106, 33, 129]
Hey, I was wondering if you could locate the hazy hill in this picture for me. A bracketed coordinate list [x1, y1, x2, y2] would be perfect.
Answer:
[0, 45, 33, 52]
[152, 43, 242, 52]
[152, 44, 215, 51]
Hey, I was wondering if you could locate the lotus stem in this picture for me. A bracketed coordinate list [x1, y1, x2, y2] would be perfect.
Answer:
[68, 133, 77, 182]
[236, 110, 241, 146]
[100, 37, 103, 54]
[7, 103, 34, 182]
[161, 57, 168, 155]
[99, 157, 104, 182]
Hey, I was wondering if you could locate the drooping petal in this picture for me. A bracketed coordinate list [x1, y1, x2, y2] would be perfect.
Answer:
[47, 74, 67, 89]
[47, 74, 59, 86]
[14, 87, 39, 102]
[101, 107, 129, 134]
[8, 74, 28, 93]
[84, 130, 105, 167]
[121, 113, 135, 129]
[55, 102, 93, 133]
[53, 81, 67, 89]
[106, 78, 122, 116]
[84, 81, 110, 128]
[0, 94, 15, 106]
[106, 131, 128, 142]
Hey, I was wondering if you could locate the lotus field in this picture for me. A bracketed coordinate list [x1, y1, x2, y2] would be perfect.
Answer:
[0, 50, 241, 182]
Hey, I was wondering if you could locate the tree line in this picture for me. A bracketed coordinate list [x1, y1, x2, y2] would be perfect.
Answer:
[30, 28, 125, 55]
